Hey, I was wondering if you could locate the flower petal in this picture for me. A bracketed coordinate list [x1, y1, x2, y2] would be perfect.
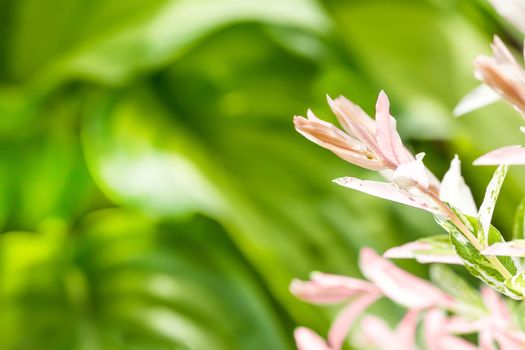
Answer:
[333, 177, 439, 213]
[327, 95, 377, 147]
[454, 84, 501, 116]
[290, 272, 377, 305]
[439, 155, 477, 216]
[359, 248, 454, 309]
[395, 309, 420, 349]
[294, 327, 332, 350]
[384, 241, 430, 259]
[445, 317, 484, 334]
[439, 336, 478, 350]
[327, 292, 380, 350]
[481, 286, 512, 325]
[359, 315, 395, 349]
[375, 90, 413, 165]
[425, 310, 478, 350]
[494, 329, 525, 350]
[474, 52, 525, 118]
[474, 145, 525, 165]
[293, 113, 385, 170]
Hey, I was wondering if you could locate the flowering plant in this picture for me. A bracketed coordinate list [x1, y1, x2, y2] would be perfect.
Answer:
[290, 1, 525, 349]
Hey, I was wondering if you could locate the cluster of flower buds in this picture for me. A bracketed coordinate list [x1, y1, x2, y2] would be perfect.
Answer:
[291, 248, 525, 350]
[294, 91, 442, 214]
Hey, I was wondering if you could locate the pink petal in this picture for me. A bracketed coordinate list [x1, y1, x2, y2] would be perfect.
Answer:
[293, 113, 385, 171]
[360, 315, 395, 349]
[445, 317, 485, 334]
[294, 327, 332, 350]
[333, 177, 439, 213]
[375, 90, 413, 165]
[395, 309, 420, 349]
[439, 337, 478, 350]
[482, 240, 525, 257]
[474, 145, 525, 166]
[327, 292, 380, 350]
[480, 328, 497, 350]
[290, 272, 378, 304]
[481, 286, 512, 325]
[384, 241, 431, 259]
[425, 310, 478, 350]
[327, 95, 379, 154]
[359, 248, 454, 309]
[424, 309, 446, 350]
[494, 329, 525, 350]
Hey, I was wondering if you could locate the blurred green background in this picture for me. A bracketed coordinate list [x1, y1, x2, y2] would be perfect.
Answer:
[1, 0, 525, 349]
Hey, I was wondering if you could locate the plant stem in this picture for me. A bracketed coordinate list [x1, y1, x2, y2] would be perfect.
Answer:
[425, 191, 513, 279]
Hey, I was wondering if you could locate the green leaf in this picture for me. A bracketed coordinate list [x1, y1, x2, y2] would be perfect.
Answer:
[513, 197, 525, 241]
[435, 211, 521, 299]
[505, 272, 525, 299]
[478, 165, 508, 246]
[0, 210, 293, 349]
[9, 0, 330, 87]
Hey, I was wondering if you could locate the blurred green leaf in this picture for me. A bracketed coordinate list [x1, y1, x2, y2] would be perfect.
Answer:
[0, 210, 292, 349]
[513, 197, 525, 241]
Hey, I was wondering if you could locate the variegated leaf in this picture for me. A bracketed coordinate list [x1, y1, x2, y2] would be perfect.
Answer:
[435, 211, 521, 300]
[478, 165, 508, 247]
[513, 197, 525, 240]
[505, 272, 525, 298]
[384, 235, 462, 265]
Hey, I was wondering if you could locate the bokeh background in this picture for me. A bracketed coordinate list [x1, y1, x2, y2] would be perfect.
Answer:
[1, 0, 525, 349]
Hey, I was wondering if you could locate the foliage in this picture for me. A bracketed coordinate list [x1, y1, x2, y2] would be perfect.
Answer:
[1, 0, 524, 349]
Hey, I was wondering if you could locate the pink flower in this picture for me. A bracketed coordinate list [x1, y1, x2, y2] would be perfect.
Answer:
[294, 91, 439, 188]
[291, 248, 456, 350]
[479, 287, 525, 349]
[294, 91, 413, 171]
[359, 248, 455, 309]
[441, 287, 525, 350]
[294, 328, 333, 350]
[291, 272, 381, 350]
[290, 272, 379, 305]
[424, 309, 478, 350]
[358, 309, 420, 350]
